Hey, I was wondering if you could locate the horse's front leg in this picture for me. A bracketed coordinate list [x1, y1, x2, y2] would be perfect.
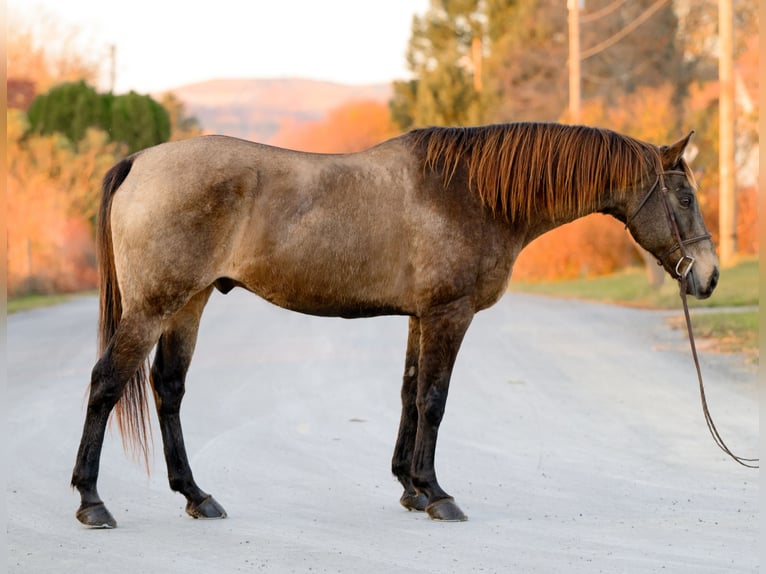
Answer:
[411, 298, 474, 521]
[150, 288, 226, 520]
[392, 317, 428, 512]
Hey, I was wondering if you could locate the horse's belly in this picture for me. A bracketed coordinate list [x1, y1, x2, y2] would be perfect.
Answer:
[231, 254, 414, 318]
[243, 282, 412, 319]
[276, 299, 408, 319]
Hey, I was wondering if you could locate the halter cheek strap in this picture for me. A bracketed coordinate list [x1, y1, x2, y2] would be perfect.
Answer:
[625, 170, 711, 278]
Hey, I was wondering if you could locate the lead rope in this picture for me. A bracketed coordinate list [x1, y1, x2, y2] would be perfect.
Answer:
[653, 170, 759, 469]
[677, 278, 759, 468]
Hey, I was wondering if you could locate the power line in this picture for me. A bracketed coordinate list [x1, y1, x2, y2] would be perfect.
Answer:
[580, 0, 627, 23]
[580, 0, 670, 60]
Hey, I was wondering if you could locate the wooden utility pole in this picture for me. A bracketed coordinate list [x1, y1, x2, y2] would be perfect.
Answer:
[568, 0, 581, 124]
[109, 44, 117, 93]
[718, 0, 737, 265]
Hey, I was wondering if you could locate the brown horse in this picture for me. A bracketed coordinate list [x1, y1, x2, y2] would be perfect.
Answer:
[71, 122, 719, 528]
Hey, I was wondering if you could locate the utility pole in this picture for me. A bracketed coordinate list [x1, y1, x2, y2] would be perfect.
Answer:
[567, 0, 581, 124]
[718, 0, 737, 265]
[109, 44, 117, 93]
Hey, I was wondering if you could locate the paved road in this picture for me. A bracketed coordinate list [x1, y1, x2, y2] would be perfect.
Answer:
[7, 291, 759, 573]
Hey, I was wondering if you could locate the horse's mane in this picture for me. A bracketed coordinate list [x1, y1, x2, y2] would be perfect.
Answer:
[410, 122, 666, 223]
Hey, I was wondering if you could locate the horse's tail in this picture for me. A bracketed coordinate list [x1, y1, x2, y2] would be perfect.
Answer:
[97, 156, 153, 471]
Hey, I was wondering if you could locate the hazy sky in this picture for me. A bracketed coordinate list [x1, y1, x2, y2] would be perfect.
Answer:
[12, 0, 431, 94]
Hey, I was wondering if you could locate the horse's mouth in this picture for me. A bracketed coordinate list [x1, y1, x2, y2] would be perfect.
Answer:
[687, 267, 719, 300]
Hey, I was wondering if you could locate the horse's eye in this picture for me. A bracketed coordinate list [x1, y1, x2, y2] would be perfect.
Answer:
[679, 196, 693, 209]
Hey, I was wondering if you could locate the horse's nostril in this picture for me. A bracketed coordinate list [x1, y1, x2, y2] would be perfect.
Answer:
[710, 268, 720, 291]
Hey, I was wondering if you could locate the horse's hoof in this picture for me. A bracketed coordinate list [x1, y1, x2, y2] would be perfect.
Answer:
[186, 495, 227, 519]
[426, 498, 467, 522]
[76, 502, 117, 529]
[400, 491, 428, 512]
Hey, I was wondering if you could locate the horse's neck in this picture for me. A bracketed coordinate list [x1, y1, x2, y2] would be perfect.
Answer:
[515, 193, 621, 249]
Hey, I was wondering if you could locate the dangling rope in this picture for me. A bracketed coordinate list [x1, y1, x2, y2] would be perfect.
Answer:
[677, 277, 759, 468]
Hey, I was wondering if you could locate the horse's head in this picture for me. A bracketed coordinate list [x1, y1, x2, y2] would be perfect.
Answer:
[625, 132, 719, 299]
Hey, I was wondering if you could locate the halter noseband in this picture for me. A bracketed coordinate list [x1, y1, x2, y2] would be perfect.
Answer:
[625, 169, 712, 279]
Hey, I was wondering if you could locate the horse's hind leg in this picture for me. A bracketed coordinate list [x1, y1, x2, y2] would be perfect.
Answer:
[392, 317, 428, 512]
[71, 312, 163, 528]
[149, 287, 226, 520]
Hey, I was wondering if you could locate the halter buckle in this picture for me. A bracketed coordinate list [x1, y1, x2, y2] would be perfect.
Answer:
[675, 255, 695, 279]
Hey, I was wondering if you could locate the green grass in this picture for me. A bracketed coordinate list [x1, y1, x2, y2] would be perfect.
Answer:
[8, 293, 79, 314]
[509, 257, 758, 309]
[510, 257, 758, 358]
[684, 311, 758, 354]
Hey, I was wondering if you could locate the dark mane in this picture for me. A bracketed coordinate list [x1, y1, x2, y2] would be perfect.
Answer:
[409, 122, 663, 222]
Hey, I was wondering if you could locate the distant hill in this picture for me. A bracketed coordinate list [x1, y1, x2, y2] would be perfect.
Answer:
[164, 78, 393, 143]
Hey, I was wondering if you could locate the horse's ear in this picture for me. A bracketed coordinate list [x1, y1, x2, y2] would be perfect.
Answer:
[660, 130, 694, 169]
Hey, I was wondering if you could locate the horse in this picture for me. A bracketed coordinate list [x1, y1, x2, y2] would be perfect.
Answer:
[71, 122, 719, 528]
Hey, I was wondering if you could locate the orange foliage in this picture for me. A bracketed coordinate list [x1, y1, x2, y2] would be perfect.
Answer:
[707, 184, 761, 259]
[737, 185, 759, 255]
[514, 215, 637, 281]
[6, 10, 114, 296]
[271, 100, 399, 153]
[7, 111, 124, 296]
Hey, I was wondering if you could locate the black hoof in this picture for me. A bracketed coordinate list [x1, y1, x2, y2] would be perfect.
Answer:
[76, 502, 117, 529]
[400, 491, 428, 512]
[426, 498, 467, 522]
[186, 495, 227, 520]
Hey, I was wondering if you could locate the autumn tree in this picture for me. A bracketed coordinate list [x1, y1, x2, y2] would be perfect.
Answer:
[7, 110, 124, 295]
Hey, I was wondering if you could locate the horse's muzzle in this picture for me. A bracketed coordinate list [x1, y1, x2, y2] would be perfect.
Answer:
[689, 266, 719, 299]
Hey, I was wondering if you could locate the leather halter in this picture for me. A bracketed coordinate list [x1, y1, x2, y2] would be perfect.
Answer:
[625, 169, 712, 279]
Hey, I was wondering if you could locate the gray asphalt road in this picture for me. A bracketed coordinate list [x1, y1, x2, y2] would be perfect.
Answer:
[7, 291, 758, 573]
